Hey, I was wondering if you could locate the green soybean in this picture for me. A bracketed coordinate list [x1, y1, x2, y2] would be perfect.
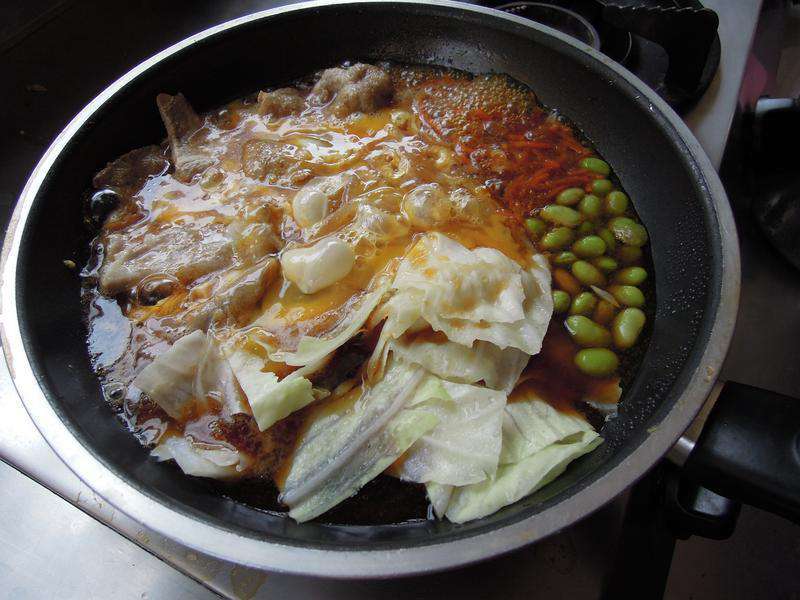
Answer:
[615, 266, 648, 286]
[565, 315, 612, 347]
[578, 194, 602, 219]
[541, 204, 582, 227]
[609, 285, 645, 307]
[572, 235, 607, 258]
[592, 256, 619, 272]
[553, 251, 578, 266]
[540, 227, 575, 250]
[591, 179, 614, 196]
[552, 290, 571, 314]
[525, 217, 546, 239]
[571, 260, 606, 287]
[556, 187, 585, 206]
[597, 227, 616, 252]
[574, 348, 619, 377]
[609, 217, 648, 247]
[570, 292, 597, 316]
[578, 221, 595, 236]
[613, 308, 646, 349]
[617, 245, 643, 264]
[605, 191, 629, 216]
[580, 157, 611, 176]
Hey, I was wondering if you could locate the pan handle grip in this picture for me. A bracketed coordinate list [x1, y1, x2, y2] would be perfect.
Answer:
[683, 381, 800, 524]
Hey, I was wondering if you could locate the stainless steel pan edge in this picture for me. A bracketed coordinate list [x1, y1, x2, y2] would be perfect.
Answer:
[0, 0, 740, 578]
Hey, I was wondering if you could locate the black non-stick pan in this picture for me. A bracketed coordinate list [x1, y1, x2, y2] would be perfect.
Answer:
[2, 0, 796, 578]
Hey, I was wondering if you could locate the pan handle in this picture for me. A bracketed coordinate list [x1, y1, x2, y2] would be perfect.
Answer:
[682, 381, 800, 524]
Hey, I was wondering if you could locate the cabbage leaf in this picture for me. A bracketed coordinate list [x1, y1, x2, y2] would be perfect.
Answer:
[268, 282, 389, 367]
[370, 233, 552, 369]
[281, 360, 437, 522]
[434, 388, 602, 523]
[426, 482, 454, 519]
[443, 430, 601, 523]
[499, 395, 595, 465]
[388, 336, 529, 393]
[134, 330, 246, 419]
[194, 333, 249, 416]
[396, 377, 506, 487]
[226, 348, 324, 431]
[133, 330, 207, 418]
[151, 435, 250, 479]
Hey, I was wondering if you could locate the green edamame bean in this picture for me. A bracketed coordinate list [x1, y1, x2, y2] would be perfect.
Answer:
[609, 217, 648, 247]
[541, 204, 582, 228]
[571, 260, 606, 287]
[617, 245, 643, 264]
[591, 179, 614, 196]
[565, 315, 612, 347]
[553, 251, 578, 266]
[569, 292, 597, 316]
[578, 194, 602, 219]
[572, 235, 607, 258]
[612, 308, 646, 349]
[615, 266, 648, 286]
[604, 191, 629, 216]
[524, 217, 546, 239]
[597, 227, 616, 252]
[556, 187, 585, 206]
[592, 256, 619, 272]
[578, 221, 595, 236]
[580, 157, 611, 176]
[608, 285, 645, 307]
[574, 348, 619, 377]
[540, 227, 575, 250]
[552, 290, 571, 314]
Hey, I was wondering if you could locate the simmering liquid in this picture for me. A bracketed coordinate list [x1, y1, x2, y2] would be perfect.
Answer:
[82, 63, 647, 523]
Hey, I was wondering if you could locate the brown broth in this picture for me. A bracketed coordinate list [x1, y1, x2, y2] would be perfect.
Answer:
[82, 62, 649, 524]
[515, 324, 621, 415]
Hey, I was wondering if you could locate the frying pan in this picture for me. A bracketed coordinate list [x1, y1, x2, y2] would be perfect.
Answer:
[0, 0, 763, 577]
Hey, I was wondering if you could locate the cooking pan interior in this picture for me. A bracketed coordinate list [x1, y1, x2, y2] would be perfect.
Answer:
[14, 2, 720, 549]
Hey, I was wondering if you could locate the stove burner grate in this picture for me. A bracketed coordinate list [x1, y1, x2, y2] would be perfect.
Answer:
[486, 0, 721, 112]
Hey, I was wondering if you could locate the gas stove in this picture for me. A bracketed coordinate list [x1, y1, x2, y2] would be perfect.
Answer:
[2, 1, 798, 598]
[487, 0, 721, 111]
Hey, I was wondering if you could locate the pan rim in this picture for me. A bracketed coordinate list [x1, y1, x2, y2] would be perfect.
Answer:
[0, 0, 740, 578]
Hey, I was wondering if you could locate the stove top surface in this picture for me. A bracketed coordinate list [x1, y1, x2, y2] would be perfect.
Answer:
[2, 1, 799, 598]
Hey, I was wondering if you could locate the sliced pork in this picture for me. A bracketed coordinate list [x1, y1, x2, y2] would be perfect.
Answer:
[257, 88, 306, 117]
[309, 63, 393, 117]
[99, 222, 233, 294]
[156, 93, 215, 181]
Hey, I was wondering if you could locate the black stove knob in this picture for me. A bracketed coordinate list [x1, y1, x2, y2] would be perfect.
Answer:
[749, 96, 800, 271]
